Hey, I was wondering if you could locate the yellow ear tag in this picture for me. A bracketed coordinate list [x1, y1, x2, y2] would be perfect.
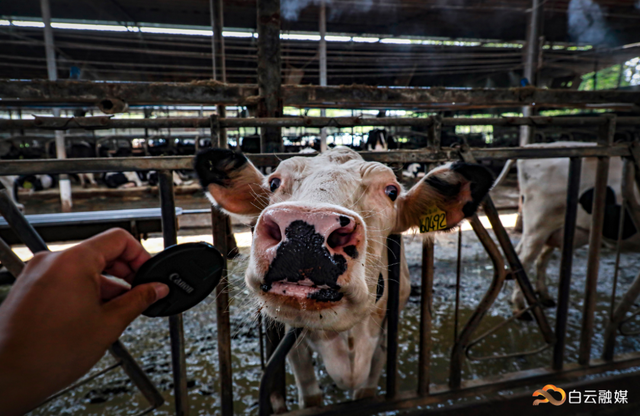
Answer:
[419, 204, 447, 233]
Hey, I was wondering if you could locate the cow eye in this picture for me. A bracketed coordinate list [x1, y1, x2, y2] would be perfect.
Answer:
[270, 177, 281, 192]
[385, 185, 398, 201]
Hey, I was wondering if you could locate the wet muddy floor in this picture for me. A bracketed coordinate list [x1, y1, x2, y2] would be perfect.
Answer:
[12, 180, 640, 415]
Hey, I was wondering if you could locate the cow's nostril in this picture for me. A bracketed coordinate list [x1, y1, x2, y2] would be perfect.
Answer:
[328, 227, 354, 249]
[263, 218, 282, 245]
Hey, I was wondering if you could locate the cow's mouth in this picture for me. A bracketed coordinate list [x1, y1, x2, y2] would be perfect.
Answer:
[260, 281, 344, 303]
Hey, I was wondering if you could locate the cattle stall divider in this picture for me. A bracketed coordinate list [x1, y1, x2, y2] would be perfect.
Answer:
[2, 114, 640, 415]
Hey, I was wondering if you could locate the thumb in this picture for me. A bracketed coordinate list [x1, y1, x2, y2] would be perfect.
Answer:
[103, 283, 169, 329]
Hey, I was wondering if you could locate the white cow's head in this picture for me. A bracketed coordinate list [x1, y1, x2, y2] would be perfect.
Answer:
[195, 147, 492, 332]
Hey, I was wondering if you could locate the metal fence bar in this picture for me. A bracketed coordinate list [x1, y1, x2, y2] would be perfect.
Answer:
[210, 108, 234, 416]
[417, 238, 434, 396]
[449, 215, 506, 389]
[386, 234, 402, 399]
[458, 148, 555, 345]
[259, 328, 303, 416]
[158, 170, 189, 416]
[282, 351, 640, 416]
[552, 157, 582, 370]
[0, 145, 632, 177]
[578, 116, 615, 365]
[4, 115, 640, 131]
[3, 80, 640, 108]
[212, 207, 234, 416]
[109, 340, 166, 408]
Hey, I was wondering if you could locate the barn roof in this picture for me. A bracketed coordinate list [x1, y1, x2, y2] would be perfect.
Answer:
[3, 0, 640, 88]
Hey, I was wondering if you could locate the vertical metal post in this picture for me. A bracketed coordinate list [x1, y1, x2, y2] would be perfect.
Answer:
[386, 234, 401, 399]
[209, 116, 234, 416]
[257, 0, 283, 153]
[417, 238, 434, 396]
[158, 171, 189, 416]
[552, 157, 582, 370]
[40, 0, 71, 212]
[519, 0, 543, 149]
[210, 0, 228, 148]
[212, 210, 233, 416]
[578, 116, 615, 365]
[427, 115, 441, 150]
[319, 0, 328, 152]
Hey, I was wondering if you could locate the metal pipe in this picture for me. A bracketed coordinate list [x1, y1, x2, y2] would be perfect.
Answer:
[458, 147, 556, 345]
[453, 228, 462, 343]
[257, 0, 283, 153]
[0, 145, 631, 177]
[0, 234, 26, 277]
[210, 0, 228, 148]
[40, 0, 72, 212]
[417, 238, 434, 396]
[319, 0, 328, 152]
[39, 0, 57, 81]
[0, 190, 48, 253]
[109, 340, 165, 408]
[158, 170, 189, 416]
[578, 157, 609, 365]
[212, 207, 234, 416]
[552, 157, 582, 370]
[449, 215, 506, 389]
[5, 115, 640, 131]
[259, 327, 302, 416]
[603, 270, 640, 361]
[386, 234, 402, 399]
[578, 117, 615, 365]
[4, 80, 640, 108]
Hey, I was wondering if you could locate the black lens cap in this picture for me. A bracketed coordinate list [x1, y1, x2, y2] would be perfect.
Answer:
[132, 242, 224, 317]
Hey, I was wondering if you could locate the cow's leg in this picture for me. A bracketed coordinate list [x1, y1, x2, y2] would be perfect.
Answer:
[353, 335, 386, 400]
[86, 173, 97, 187]
[288, 339, 322, 408]
[512, 234, 549, 317]
[79, 173, 87, 188]
[535, 245, 556, 307]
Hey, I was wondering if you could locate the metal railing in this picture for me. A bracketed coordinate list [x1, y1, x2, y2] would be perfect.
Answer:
[2, 114, 640, 416]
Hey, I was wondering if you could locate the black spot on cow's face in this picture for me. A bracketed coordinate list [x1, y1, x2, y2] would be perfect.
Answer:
[376, 273, 384, 303]
[194, 148, 247, 187]
[264, 220, 347, 289]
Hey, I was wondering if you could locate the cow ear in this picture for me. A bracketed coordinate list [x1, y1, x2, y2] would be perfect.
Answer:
[394, 162, 494, 233]
[194, 148, 269, 218]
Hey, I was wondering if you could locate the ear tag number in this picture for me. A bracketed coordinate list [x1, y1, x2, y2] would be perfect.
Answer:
[419, 205, 447, 233]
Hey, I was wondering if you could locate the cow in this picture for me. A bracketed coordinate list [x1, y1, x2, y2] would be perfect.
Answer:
[194, 147, 493, 408]
[365, 129, 396, 152]
[511, 142, 640, 316]
[68, 141, 98, 188]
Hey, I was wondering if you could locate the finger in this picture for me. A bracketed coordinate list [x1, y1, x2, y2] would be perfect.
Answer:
[100, 275, 131, 301]
[103, 282, 169, 328]
[104, 260, 136, 283]
[79, 228, 151, 275]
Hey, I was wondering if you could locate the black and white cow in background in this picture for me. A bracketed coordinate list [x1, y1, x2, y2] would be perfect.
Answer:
[512, 142, 640, 315]
[194, 147, 493, 409]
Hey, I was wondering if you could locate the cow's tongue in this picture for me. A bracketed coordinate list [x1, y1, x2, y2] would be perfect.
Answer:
[262, 281, 343, 303]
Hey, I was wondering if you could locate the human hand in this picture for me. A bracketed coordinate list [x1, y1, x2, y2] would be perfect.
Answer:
[0, 228, 169, 416]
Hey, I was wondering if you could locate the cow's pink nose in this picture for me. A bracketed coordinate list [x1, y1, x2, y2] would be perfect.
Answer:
[256, 205, 363, 258]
